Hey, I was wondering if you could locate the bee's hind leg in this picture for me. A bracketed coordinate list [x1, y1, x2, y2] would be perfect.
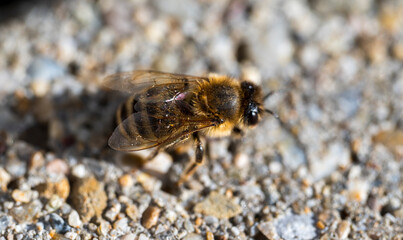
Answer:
[177, 132, 204, 185]
[145, 147, 162, 161]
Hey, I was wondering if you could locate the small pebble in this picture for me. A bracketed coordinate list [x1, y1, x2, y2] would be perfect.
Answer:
[239, 183, 265, 200]
[136, 172, 162, 192]
[11, 189, 32, 203]
[70, 176, 107, 222]
[347, 179, 369, 203]
[258, 221, 278, 239]
[28, 151, 45, 172]
[241, 64, 262, 85]
[164, 209, 177, 223]
[178, 230, 187, 238]
[71, 164, 87, 178]
[204, 216, 219, 226]
[274, 214, 316, 240]
[141, 206, 161, 229]
[68, 210, 82, 228]
[206, 232, 214, 240]
[392, 42, 403, 61]
[5, 158, 26, 178]
[104, 202, 121, 222]
[231, 226, 240, 236]
[121, 233, 137, 240]
[31, 80, 50, 97]
[194, 192, 242, 219]
[0, 167, 11, 191]
[46, 159, 69, 175]
[316, 220, 326, 230]
[379, 6, 402, 34]
[138, 233, 149, 240]
[234, 152, 249, 169]
[27, 57, 64, 82]
[64, 232, 78, 239]
[118, 195, 131, 204]
[154, 224, 166, 235]
[337, 220, 351, 239]
[97, 220, 111, 236]
[36, 177, 70, 200]
[184, 219, 194, 233]
[0, 215, 10, 232]
[118, 174, 134, 188]
[3, 201, 14, 209]
[45, 195, 64, 212]
[183, 233, 204, 240]
[126, 204, 139, 221]
[48, 213, 71, 234]
[36, 222, 44, 231]
[142, 152, 173, 175]
[113, 218, 128, 231]
[372, 130, 403, 155]
[269, 161, 283, 174]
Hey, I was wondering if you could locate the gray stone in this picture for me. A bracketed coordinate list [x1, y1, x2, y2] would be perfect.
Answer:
[274, 214, 316, 240]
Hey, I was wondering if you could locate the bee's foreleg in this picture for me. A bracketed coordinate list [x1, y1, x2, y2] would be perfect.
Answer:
[177, 132, 204, 185]
[232, 126, 244, 137]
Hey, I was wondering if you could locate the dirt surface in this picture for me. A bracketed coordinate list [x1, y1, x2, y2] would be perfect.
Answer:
[0, 0, 402, 239]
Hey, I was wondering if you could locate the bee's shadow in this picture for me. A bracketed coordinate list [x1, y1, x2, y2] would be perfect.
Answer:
[1, 84, 253, 196]
[2, 87, 123, 158]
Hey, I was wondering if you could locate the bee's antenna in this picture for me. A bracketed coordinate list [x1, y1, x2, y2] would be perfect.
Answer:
[263, 91, 279, 119]
[265, 109, 279, 119]
[263, 91, 275, 101]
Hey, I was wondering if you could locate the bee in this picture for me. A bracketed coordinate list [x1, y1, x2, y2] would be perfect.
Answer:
[104, 70, 277, 184]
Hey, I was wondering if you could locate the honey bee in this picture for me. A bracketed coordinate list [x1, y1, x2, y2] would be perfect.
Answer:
[104, 70, 277, 184]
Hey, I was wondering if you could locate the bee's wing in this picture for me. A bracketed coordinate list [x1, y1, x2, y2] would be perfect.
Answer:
[106, 70, 214, 151]
[108, 112, 216, 151]
[103, 70, 209, 93]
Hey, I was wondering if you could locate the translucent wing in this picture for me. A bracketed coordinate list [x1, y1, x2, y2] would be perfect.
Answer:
[109, 112, 216, 151]
[106, 70, 215, 151]
[103, 70, 209, 94]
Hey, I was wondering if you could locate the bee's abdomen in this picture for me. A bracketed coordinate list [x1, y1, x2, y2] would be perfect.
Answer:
[114, 85, 192, 143]
[114, 96, 159, 141]
[114, 95, 146, 139]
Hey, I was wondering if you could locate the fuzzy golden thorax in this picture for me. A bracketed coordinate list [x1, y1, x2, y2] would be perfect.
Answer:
[193, 75, 263, 138]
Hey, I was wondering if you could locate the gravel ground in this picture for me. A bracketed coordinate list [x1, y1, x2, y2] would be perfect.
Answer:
[0, 0, 402, 239]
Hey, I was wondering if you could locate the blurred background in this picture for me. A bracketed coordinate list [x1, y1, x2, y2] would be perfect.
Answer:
[0, 0, 402, 239]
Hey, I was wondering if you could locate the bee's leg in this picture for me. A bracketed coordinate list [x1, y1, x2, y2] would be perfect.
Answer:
[177, 132, 204, 185]
[228, 127, 244, 156]
[145, 146, 162, 161]
[232, 127, 244, 137]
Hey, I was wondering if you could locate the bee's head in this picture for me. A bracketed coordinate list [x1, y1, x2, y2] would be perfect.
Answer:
[240, 81, 263, 126]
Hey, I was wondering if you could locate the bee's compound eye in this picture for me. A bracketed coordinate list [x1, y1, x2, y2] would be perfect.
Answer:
[247, 110, 258, 126]
[245, 102, 259, 126]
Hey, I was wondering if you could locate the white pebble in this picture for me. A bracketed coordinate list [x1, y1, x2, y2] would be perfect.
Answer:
[68, 210, 82, 228]
[113, 218, 128, 231]
[65, 231, 78, 240]
[45, 195, 63, 212]
[138, 233, 149, 240]
[121, 234, 136, 240]
[231, 226, 240, 236]
[269, 161, 282, 174]
[143, 152, 173, 175]
[105, 202, 121, 222]
[71, 164, 86, 178]
[0, 168, 11, 191]
[31, 80, 50, 97]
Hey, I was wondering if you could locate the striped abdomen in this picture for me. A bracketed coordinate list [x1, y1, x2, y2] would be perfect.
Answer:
[113, 84, 195, 147]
